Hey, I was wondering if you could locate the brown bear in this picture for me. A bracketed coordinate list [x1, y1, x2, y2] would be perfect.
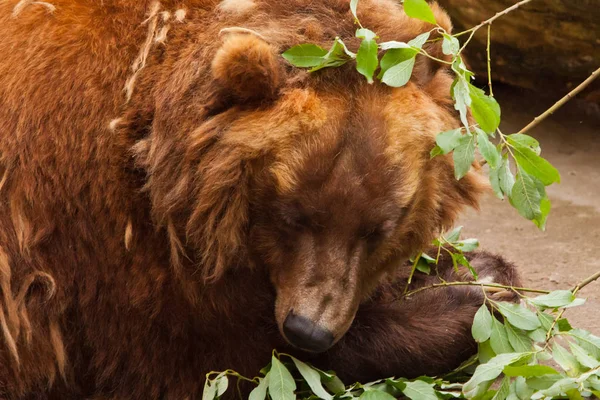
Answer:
[0, 0, 520, 398]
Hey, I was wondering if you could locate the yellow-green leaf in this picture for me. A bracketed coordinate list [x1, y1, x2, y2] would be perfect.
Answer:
[403, 0, 436, 24]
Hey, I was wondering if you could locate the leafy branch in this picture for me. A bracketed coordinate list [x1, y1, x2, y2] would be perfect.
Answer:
[517, 66, 600, 136]
[282, 0, 570, 230]
[403, 281, 551, 298]
[201, 1, 600, 399]
[202, 268, 600, 400]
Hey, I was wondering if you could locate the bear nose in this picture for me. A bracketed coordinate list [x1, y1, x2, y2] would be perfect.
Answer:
[283, 312, 334, 353]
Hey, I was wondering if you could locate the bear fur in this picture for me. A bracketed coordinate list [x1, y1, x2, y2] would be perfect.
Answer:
[0, 0, 520, 398]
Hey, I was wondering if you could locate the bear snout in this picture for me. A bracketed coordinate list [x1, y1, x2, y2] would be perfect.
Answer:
[282, 312, 335, 353]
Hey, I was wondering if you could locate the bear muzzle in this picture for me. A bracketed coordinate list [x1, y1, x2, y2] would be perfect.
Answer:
[282, 311, 335, 353]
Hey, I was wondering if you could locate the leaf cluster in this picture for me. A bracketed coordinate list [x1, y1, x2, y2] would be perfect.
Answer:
[282, 0, 560, 229]
[202, 289, 600, 399]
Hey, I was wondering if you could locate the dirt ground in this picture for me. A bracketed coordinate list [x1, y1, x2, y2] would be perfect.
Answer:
[459, 84, 600, 334]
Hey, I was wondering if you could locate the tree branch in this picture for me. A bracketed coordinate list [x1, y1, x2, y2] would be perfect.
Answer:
[544, 270, 600, 342]
[517, 66, 600, 135]
[403, 281, 550, 298]
[454, 0, 535, 37]
[572, 270, 600, 295]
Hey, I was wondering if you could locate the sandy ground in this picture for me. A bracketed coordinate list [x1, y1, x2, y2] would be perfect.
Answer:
[459, 84, 600, 334]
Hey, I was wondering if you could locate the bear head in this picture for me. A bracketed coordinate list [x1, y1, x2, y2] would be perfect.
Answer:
[126, 0, 486, 353]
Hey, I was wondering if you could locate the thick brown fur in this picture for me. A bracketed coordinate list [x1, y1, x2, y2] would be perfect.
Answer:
[0, 0, 521, 398]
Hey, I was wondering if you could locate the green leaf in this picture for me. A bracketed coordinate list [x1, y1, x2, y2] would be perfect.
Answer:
[457, 238, 479, 252]
[350, 0, 360, 23]
[356, 28, 377, 42]
[268, 355, 296, 400]
[249, 376, 270, 400]
[203, 372, 230, 400]
[509, 168, 543, 221]
[491, 376, 510, 400]
[478, 340, 496, 364]
[402, 380, 438, 400]
[452, 75, 471, 132]
[323, 375, 346, 394]
[309, 39, 353, 72]
[453, 133, 476, 179]
[472, 305, 493, 343]
[552, 342, 581, 375]
[490, 317, 514, 354]
[359, 390, 396, 400]
[526, 374, 563, 390]
[403, 0, 436, 24]
[430, 145, 443, 159]
[533, 195, 551, 231]
[537, 311, 554, 331]
[558, 318, 573, 332]
[215, 374, 229, 397]
[416, 257, 431, 274]
[378, 32, 428, 79]
[530, 378, 578, 399]
[407, 32, 431, 49]
[498, 155, 516, 197]
[442, 34, 460, 56]
[535, 348, 554, 361]
[514, 376, 534, 400]
[590, 376, 600, 391]
[435, 128, 463, 154]
[507, 134, 540, 155]
[505, 323, 534, 352]
[463, 353, 531, 398]
[565, 388, 585, 400]
[508, 139, 561, 185]
[355, 29, 379, 84]
[421, 253, 436, 263]
[435, 129, 463, 154]
[282, 44, 328, 67]
[527, 327, 547, 343]
[489, 169, 503, 199]
[381, 58, 416, 87]
[569, 342, 600, 368]
[378, 48, 417, 78]
[503, 365, 559, 378]
[379, 41, 411, 50]
[203, 378, 217, 400]
[291, 357, 333, 400]
[451, 252, 478, 278]
[495, 302, 541, 331]
[335, 37, 357, 58]
[476, 128, 501, 169]
[469, 84, 501, 134]
[445, 226, 463, 242]
[568, 329, 600, 358]
[530, 290, 576, 309]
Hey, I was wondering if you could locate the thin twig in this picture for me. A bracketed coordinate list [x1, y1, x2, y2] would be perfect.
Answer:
[419, 48, 453, 65]
[517, 66, 600, 135]
[486, 24, 494, 97]
[403, 282, 550, 298]
[544, 270, 600, 342]
[571, 269, 600, 294]
[454, 0, 535, 37]
[404, 254, 422, 294]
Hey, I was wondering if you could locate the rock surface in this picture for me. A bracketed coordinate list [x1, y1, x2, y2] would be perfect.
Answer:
[437, 0, 600, 102]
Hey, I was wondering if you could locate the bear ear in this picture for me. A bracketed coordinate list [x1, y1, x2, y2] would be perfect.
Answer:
[211, 31, 282, 104]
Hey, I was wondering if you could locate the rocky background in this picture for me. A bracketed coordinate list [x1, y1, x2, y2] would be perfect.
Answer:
[437, 0, 600, 104]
